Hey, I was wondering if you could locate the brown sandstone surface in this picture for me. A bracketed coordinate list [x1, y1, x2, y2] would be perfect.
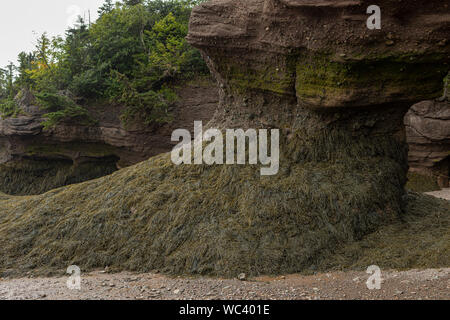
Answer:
[0, 81, 218, 167]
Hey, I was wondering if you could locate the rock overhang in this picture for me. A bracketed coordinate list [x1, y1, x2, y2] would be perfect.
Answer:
[187, 0, 450, 109]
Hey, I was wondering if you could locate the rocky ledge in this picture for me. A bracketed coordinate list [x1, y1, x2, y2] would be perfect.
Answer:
[0, 81, 218, 195]
[405, 99, 450, 188]
[0, 81, 218, 167]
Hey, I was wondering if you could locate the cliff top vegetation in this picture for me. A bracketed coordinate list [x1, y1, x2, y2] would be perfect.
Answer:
[0, 0, 208, 128]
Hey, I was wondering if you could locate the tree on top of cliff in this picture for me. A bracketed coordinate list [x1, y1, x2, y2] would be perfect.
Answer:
[0, 0, 208, 127]
[98, 0, 115, 16]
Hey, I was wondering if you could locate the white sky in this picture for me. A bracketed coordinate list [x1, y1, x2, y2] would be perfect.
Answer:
[0, 0, 105, 67]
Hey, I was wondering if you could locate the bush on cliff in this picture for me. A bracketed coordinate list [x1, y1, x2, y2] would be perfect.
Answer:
[0, 63, 21, 118]
[0, 0, 208, 127]
[0, 98, 20, 118]
[34, 92, 96, 129]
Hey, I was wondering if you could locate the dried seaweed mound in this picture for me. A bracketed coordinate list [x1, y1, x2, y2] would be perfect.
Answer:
[1, 0, 449, 278]
[0, 106, 446, 278]
[0, 159, 118, 196]
[319, 192, 450, 272]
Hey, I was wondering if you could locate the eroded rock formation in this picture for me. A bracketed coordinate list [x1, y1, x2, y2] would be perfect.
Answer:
[0, 81, 218, 194]
[0, 0, 449, 277]
[188, 0, 448, 114]
[405, 99, 450, 188]
[187, 0, 450, 186]
[0, 82, 218, 167]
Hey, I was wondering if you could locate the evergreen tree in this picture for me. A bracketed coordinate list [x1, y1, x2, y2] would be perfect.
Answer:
[1, 0, 209, 125]
[123, 0, 144, 6]
[98, 0, 115, 16]
[5, 62, 16, 98]
[16, 52, 35, 89]
[0, 68, 7, 99]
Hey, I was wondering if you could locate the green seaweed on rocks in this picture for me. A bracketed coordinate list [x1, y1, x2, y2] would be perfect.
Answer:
[1, 106, 437, 278]
[406, 172, 441, 193]
[316, 193, 450, 272]
[0, 159, 118, 196]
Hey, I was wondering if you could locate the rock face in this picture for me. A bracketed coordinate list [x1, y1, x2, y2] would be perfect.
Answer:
[0, 1, 449, 278]
[0, 82, 218, 168]
[187, 0, 450, 187]
[188, 0, 449, 113]
[0, 81, 218, 195]
[405, 99, 450, 188]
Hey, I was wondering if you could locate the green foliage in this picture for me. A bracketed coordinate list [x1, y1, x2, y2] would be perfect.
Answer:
[0, 63, 17, 101]
[98, 0, 115, 16]
[109, 70, 176, 126]
[0, 63, 20, 117]
[69, 66, 106, 98]
[135, 11, 208, 86]
[92, 0, 208, 125]
[41, 106, 95, 130]
[0, 98, 20, 118]
[35, 92, 96, 129]
[35, 92, 78, 111]
[89, 4, 150, 77]
[3, 0, 209, 127]
[16, 52, 35, 88]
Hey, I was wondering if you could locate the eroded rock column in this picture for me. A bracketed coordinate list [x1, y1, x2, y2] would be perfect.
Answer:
[187, 0, 450, 203]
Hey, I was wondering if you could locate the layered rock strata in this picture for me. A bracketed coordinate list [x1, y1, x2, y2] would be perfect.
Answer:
[405, 99, 450, 188]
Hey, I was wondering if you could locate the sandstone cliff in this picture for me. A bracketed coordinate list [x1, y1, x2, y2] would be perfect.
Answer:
[405, 99, 450, 188]
[0, 0, 448, 277]
[187, 0, 450, 190]
[0, 80, 218, 195]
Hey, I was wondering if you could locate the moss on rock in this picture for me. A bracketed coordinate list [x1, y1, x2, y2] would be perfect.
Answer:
[406, 172, 441, 193]
[296, 53, 447, 107]
[0, 159, 118, 196]
[317, 192, 450, 272]
[25, 143, 118, 160]
[0, 106, 427, 278]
